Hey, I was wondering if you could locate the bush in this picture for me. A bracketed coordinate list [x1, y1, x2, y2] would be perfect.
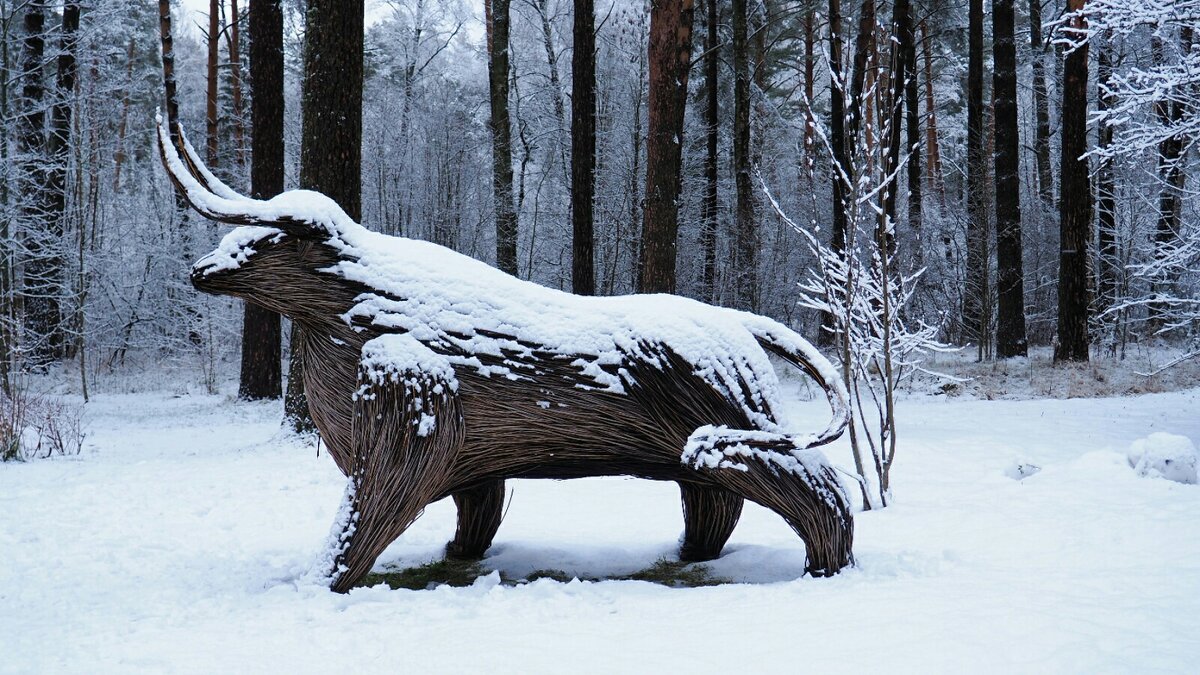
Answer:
[0, 388, 86, 461]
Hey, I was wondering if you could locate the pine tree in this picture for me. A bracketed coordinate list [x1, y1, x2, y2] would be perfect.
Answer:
[640, 0, 695, 294]
[239, 0, 284, 401]
[964, 0, 988, 354]
[993, 0, 1027, 357]
[1055, 0, 1091, 362]
[732, 0, 756, 310]
[286, 0, 365, 430]
[571, 0, 596, 295]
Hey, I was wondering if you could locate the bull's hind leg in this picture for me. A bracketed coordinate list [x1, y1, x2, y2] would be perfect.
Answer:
[677, 482, 743, 562]
[445, 480, 506, 560]
[683, 428, 854, 576]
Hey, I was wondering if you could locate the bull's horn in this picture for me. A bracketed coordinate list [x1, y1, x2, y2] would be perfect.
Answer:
[155, 114, 310, 233]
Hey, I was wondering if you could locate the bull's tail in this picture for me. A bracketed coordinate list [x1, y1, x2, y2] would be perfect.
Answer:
[676, 317, 855, 575]
[742, 317, 850, 450]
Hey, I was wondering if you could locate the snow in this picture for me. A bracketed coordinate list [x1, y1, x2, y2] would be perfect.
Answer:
[1127, 432, 1199, 484]
[3, 384, 1198, 673]
[193, 226, 284, 275]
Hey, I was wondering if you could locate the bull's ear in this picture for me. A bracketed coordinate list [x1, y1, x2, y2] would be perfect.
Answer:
[155, 114, 339, 239]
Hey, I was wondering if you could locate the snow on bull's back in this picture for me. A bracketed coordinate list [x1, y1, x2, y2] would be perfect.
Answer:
[1127, 432, 1199, 485]
[319, 224, 792, 418]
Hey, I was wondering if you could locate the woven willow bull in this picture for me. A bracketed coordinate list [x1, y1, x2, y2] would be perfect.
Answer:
[158, 119, 854, 593]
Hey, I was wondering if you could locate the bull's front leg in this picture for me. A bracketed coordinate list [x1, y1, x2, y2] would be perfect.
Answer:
[322, 335, 465, 593]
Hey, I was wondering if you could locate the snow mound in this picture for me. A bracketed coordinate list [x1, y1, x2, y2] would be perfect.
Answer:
[1004, 461, 1042, 480]
[1126, 433, 1199, 485]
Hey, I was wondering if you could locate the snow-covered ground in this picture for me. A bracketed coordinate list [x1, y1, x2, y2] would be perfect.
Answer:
[2, 382, 1198, 673]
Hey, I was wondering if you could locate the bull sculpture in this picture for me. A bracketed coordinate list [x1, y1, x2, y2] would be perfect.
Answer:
[157, 118, 855, 593]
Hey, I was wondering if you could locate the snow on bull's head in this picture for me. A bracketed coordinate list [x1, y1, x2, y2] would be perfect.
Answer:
[156, 117, 364, 317]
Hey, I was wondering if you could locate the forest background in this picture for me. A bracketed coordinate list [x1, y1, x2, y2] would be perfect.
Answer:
[0, 0, 1194, 404]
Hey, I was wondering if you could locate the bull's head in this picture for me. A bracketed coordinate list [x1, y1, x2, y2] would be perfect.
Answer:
[156, 117, 363, 322]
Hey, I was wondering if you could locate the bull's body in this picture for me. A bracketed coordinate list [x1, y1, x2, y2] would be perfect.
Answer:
[159, 120, 854, 593]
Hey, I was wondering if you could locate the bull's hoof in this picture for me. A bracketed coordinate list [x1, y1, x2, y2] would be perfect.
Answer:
[677, 543, 722, 563]
[444, 540, 489, 561]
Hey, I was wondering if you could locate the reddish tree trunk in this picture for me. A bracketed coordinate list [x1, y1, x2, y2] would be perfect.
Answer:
[228, 0, 246, 171]
[920, 20, 943, 201]
[640, 0, 695, 294]
[206, 0, 219, 166]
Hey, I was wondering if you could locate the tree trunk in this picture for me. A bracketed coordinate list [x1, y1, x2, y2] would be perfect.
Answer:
[112, 38, 135, 191]
[1095, 31, 1117, 314]
[159, 0, 181, 139]
[228, 0, 246, 171]
[823, 0, 848, 346]
[288, 0, 364, 430]
[640, 0, 695, 294]
[1030, 0, 1053, 207]
[964, 0, 988, 353]
[240, 0, 284, 401]
[571, 0, 596, 295]
[630, 47, 645, 292]
[1055, 0, 1091, 362]
[732, 0, 756, 310]
[881, 0, 911, 235]
[486, 0, 518, 276]
[803, 7, 815, 163]
[846, 0, 875, 150]
[206, 0, 219, 167]
[43, 1, 79, 362]
[1, 9, 15, 389]
[532, 0, 568, 189]
[993, 0, 1027, 358]
[919, 20, 943, 201]
[904, 5, 921, 234]
[19, 1, 55, 366]
[1148, 32, 1188, 332]
[700, 0, 719, 303]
